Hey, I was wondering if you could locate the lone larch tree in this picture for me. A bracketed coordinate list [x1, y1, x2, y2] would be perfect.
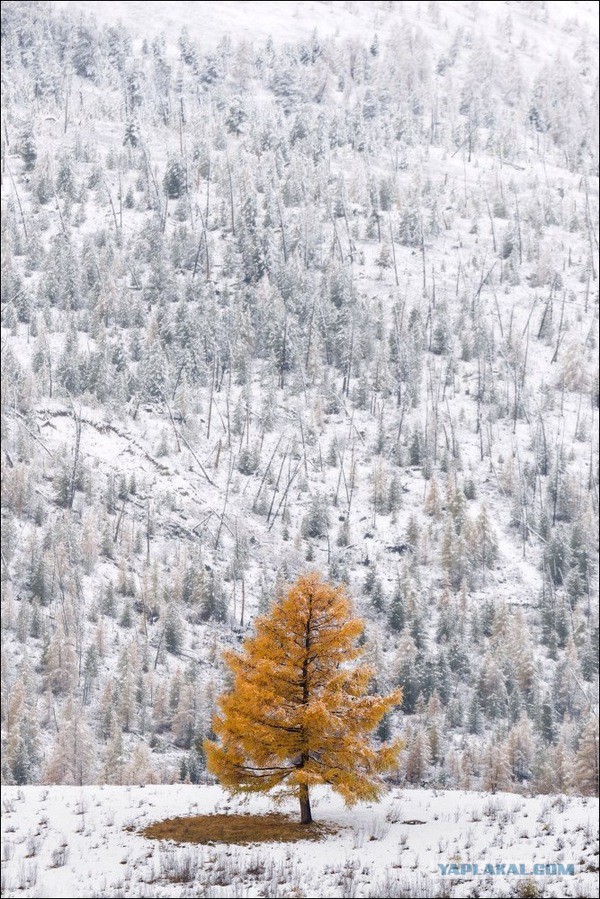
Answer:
[205, 572, 402, 823]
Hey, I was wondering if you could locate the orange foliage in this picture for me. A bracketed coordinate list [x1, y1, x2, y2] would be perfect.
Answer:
[205, 572, 402, 822]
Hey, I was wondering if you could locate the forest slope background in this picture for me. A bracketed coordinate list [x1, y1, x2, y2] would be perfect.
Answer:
[1, 0, 599, 800]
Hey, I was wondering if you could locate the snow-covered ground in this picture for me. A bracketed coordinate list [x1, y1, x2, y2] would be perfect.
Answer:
[1, 785, 598, 898]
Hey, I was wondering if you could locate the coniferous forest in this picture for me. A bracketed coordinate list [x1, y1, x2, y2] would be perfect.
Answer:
[1, 0, 599, 804]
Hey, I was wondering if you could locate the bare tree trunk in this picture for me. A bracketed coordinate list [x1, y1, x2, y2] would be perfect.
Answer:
[160, 390, 182, 452]
[514, 195, 522, 265]
[68, 404, 82, 509]
[484, 189, 497, 254]
[214, 459, 234, 550]
[146, 500, 152, 561]
[268, 458, 302, 531]
[584, 179, 598, 279]
[267, 449, 288, 524]
[226, 154, 235, 234]
[550, 291, 566, 363]
[253, 434, 284, 510]
[6, 166, 28, 239]
[388, 215, 399, 287]
[64, 79, 70, 134]
[299, 783, 312, 824]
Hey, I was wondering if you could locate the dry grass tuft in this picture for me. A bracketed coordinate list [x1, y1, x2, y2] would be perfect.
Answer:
[141, 813, 335, 845]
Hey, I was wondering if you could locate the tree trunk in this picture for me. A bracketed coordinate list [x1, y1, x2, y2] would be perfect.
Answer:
[299, 783, 312, 824]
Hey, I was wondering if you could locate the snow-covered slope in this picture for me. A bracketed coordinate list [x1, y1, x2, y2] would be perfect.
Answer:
[55, 0, 380, 49]
[1, 0, 598, 803]
[55, 0, 600, 49]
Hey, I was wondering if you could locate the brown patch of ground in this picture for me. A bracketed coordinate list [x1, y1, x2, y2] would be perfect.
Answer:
[141, 813, 335, 845]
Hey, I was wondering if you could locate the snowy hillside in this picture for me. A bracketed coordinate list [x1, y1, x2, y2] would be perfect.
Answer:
[1, 785, 598, 898]
[1, 0, 598, 810]
[54, 1, 600, 50]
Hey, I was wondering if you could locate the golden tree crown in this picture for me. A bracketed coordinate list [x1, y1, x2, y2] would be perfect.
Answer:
[205, 572, 403, 805]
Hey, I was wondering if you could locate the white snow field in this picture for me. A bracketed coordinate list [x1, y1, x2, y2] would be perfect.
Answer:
[1, 785, 598, 898]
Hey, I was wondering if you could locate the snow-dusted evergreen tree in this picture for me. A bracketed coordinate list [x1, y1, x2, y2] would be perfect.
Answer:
[481, 740, 512, 794]
[44, 698, 97, 785]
